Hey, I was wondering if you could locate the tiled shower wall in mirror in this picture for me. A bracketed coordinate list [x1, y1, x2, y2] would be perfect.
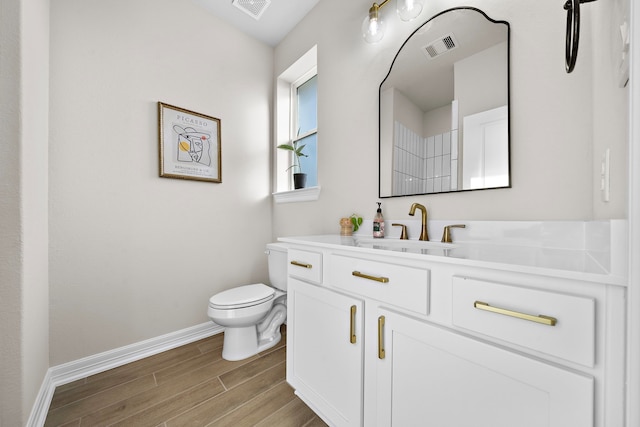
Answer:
[393, 122, 458, 195]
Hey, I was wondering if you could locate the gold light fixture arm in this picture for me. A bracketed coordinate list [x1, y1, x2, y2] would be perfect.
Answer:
[369, 0, 391, 15]
[363, 0, 423, 43]
[367, 0, 391, 28]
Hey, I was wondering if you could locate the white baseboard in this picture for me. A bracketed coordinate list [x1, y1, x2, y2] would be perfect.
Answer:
[27, 322, 223, 427]
[27, 370, 54, 427]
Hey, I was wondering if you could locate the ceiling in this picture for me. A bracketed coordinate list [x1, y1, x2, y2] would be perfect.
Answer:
[191, 0, 322, 47]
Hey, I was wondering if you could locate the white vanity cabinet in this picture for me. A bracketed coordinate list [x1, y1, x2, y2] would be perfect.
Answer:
[375, 308, 593, 427]
[283, 238, 626, 427]
[286, 250, 364, 427]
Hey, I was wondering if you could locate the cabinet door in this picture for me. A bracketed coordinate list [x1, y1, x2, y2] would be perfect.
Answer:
[287, 278, 364, 427]
[376, 309, 594, 427]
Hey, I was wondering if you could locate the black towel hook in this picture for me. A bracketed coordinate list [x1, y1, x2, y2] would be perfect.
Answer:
[564, 0, 597, 73]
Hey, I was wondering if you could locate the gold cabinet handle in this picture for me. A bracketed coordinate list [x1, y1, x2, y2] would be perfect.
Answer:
[352, 271, 389, 283]
[378, 315, 386, 359]
[473, 301, 558, 326]
[350, 305, 357, 344]
[290, 260, 312, 269]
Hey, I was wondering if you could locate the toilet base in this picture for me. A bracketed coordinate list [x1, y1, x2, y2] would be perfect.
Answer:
[215, 301, 287, 361]
[221, 325, 282, 361]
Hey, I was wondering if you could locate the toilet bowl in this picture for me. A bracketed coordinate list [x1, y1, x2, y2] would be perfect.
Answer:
[207, 243, 288, 361]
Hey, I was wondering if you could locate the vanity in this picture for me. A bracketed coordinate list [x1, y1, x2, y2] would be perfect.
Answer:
[280, 8, 627, 424]
[280, 223, 627, 427]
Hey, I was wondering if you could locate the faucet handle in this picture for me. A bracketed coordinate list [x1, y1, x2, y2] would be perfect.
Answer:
[441, 224, 466, 243]
[391, 223, 409, 240]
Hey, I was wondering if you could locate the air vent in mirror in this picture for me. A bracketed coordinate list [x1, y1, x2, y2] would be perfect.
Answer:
[422, 33, 459, 59]
[232, 0, 271, 20]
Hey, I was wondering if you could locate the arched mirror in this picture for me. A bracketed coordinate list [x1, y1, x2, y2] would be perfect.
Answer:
[379, 7, 510, 197]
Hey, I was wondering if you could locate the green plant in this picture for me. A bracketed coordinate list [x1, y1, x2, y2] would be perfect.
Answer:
[350, 214, 363, 232]
[277, 140, 308, 174]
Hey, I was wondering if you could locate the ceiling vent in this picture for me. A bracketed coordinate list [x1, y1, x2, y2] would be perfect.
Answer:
[421, 33, 459, 59]
[232, 0, 271, 20]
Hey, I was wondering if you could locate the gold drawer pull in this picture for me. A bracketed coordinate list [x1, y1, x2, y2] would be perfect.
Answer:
[352, 271, 389, 283]
[290, 260, 312, 269]
[350, 305, 357, 344]
[378, 315, 386, 359]
[473, 301, 558, 326]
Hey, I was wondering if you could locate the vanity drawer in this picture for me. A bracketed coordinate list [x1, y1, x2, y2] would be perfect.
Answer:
[288, 249, 323, 284]
[329, 254, 429, 315]
[451, 276, 595, 367]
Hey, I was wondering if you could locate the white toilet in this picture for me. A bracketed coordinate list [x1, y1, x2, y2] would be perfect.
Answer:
[207, 243, 288, 361]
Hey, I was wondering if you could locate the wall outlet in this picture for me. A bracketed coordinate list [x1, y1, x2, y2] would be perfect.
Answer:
[601, 149, 610, 202]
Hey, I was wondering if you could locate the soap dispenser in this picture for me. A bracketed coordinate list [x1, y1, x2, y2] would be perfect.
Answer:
[373, 202, 385, 238]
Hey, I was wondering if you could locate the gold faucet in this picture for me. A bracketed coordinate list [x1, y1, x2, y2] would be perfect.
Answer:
[408, 203, 429, 241]
[441, 224, 466, 243]
[391, 223, 409, 240]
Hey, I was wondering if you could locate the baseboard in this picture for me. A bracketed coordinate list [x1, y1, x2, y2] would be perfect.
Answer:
[27, 370, 54, 427]
[27, 322, 223, 427]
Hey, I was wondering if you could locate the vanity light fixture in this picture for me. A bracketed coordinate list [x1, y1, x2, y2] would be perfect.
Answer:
[362, 0, 424, 43]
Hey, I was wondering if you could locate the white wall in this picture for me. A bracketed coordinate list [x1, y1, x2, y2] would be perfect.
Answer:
[591, 0, 629, 218]
[22, 0, 51, 419]
[423, 104, 452, 137]
[273, 0, 628, 239]
[0, 2, 23, 423]
[454, 41, 508, 139]
[0, 0, 50, 424]
[49, 0, 274, 365]
[392, 88, 424, 135]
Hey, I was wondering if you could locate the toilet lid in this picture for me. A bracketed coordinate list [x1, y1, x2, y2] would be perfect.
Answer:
[209, 283, 275, 309]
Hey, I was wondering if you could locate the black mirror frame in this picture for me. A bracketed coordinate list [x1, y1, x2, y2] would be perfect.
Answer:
[378, 6, 511, 198]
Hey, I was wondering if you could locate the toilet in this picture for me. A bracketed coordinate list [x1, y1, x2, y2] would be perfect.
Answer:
[207, 243, 288, 361]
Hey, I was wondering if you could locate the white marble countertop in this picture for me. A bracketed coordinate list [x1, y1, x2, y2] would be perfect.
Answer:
[278, 234, 628, 286]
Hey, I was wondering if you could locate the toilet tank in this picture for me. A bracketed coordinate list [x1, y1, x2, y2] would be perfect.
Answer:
[266, 243, 289, 291]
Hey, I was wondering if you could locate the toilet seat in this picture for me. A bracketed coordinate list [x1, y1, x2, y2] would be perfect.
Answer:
[209, 283, 275, 310]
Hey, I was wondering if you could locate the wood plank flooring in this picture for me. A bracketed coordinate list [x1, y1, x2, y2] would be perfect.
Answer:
[45, 327, 328, 427]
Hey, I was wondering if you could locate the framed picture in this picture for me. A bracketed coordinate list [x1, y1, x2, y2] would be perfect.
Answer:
[158, 102, 222, 183]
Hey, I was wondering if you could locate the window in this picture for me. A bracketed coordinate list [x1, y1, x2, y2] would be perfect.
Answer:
[274, 46, 320, 202]
[292, 74, 317, 187]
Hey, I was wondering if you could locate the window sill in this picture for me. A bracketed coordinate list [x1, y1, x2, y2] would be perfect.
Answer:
[273, 186, 321, 204]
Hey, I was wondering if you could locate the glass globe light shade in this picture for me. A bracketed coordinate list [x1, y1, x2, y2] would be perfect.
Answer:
[396, 0, 423, 21]
[362, 12, 386, 43]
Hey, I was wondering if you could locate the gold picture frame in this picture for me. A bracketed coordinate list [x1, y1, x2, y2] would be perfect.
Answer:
[158, 102, 222, 183]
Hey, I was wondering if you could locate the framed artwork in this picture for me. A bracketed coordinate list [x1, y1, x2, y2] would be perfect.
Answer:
[158, 102, 222, 183]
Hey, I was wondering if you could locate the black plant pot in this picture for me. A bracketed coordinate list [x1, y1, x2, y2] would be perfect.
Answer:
[293, 173, 307, 189]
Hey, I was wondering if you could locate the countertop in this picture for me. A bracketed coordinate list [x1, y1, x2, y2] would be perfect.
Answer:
[278, 234, 628, 286]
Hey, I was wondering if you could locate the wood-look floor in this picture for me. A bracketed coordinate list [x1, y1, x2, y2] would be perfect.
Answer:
[44, 327, 328, 427]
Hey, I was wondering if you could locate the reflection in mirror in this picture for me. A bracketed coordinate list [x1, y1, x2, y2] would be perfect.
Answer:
[379, 7, 510, 197]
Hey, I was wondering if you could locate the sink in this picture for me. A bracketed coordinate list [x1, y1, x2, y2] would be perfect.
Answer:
[353, 237, 457, 254]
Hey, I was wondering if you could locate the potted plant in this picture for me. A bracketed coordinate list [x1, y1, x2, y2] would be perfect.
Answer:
[277, 140, 308, 189]
[350, 214, 363, 232]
